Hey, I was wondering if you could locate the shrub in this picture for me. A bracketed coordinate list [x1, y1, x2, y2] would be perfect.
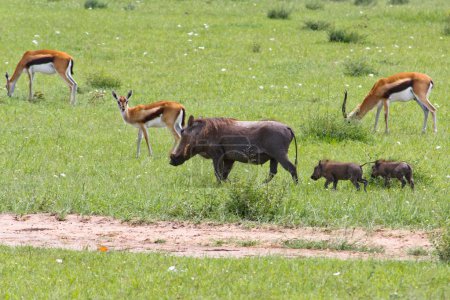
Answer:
[444, 16, 450, 36]
[407, 247, 428, 256]
[267, 7, 291, 20]
[305, 1, 323, 10]
[328, 29, 363, 43]
[432, 227, 450, 262]
[354, 0, 377, 5]
[388, 0, 409, 4]
[252, 42, 261, 53]
[304, 20, 331, 31]
[224, 180, 286, 222]
[343, 59, 377, 76]
[84, 0, 108, 9]
[302, 113, 372, 143]
[87, 72, 121, 89]
[124, 3, 136, 10]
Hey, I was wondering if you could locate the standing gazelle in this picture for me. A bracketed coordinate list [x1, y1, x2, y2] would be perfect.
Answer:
[5, 50, 78, 104]
[112, 90, 185, 157]
[342, 72, 437, 133]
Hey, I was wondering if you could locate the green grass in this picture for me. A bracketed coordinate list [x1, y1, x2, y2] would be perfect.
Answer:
[329, 29, 364, 43]
[304, 20, 331, 31]
[407, 247, 429, 257]
[0, 246, 448, 298]
[283, 239, 385, 253]
[343, 58, 378, 76]
[0, 0, 448, 231]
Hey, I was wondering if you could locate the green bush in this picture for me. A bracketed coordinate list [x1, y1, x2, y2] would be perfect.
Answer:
[407, 247, 428, 256]
[87, 72, 121, 89]
[302, 114, 373, 143]
[252, 42, 261, 53]
[343, 59, 377, 76]
[304, 20, 331, 31]
[329, 29, 363, 43]
[305, 1, 324, 10]
[388, 0, 409, 4]
[444, 16, 450, 35]
[354, 0, 377, 5]
[84, 0, 107, 9]
[267, 7, 291, 19]
[224, 180, 286, 222]
[432, 227, 450, 262]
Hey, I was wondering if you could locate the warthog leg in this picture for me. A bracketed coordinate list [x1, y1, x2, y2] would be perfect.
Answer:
[263, 159, 278, 184]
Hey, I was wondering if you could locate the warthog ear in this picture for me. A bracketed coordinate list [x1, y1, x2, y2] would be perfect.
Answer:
[112, 90, 118, 100]
[127, 90, 133, 99]
[188, 115, 195, 127]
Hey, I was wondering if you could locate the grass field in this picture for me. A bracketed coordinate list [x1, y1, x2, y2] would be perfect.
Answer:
[0, 0, 448, 297]
[0, 246, 448, 299]
[0, 0, 448, 228]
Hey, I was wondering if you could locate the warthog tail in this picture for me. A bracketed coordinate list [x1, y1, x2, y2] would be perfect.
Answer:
[288, 127, 298, 167]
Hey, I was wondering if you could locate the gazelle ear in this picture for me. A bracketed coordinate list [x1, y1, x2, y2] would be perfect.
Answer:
[187, 115, 195, 126]
[5, 72, 9, 80]
[112, 90, 119, 100]
[127, 90, 133, 99]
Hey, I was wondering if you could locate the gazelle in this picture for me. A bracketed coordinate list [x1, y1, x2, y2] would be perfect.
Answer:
[112, 90, 186, 157]
[342, 72, 437, 133]
[5, 49, 78, 104]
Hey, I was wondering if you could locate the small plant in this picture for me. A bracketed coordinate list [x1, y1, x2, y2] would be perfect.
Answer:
[267, 7, 291, 20]
[305, 1, 324, 10]
[302, 113, 372, 143]
[407, 247, 428, 256]
[87, 72, 121, 89]
[444, 16, 450, 36]
[252, 42, 261, 53]
[283, 239, 384, 253]
[84, 0, 108, 9]
[154, 239, 166, 244]
[328, 29, 363, 43]
[354, 0, 377, 5]
[124, 3, 136, 10]
[88, 89, 107, 104]
[432, 227, 450, 262]
[343, 59, 377, 76]
[388, 0, 409, 4]
[237, 240, 259, 247]
[32, 91, 45, 101]
[304, 20, 331, 31]
[224, 180, 286, 222]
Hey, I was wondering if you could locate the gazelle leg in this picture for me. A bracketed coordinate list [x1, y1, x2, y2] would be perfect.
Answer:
[383, 100, 390, 134]
[421, 108, 429, 133]
[373, 102, 383, 132]
[168, 124, 181, 154]
[140, 126, 153, 156]
[66, 65, 78, 105]
[27, 69, 34, 100]
[56, 61, 77, 105]
[413, 90, 437, 133]
[136, 129, 143, 158]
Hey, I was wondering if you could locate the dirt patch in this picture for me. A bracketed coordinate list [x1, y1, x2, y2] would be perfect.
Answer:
[0, 213, 433, 260]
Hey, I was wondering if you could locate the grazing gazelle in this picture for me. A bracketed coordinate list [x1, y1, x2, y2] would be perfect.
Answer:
[342, 72, 437, 133]
[5, 49, 78, 104]
[112, 90, 185, 157]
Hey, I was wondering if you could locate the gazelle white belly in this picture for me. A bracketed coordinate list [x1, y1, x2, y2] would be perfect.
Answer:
[29, 63, 56, 74]
[145, 116, 166, 128]
[388, 87, 414, 102]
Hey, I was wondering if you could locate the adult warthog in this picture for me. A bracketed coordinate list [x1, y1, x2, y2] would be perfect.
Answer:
[169, 116, 298, 184]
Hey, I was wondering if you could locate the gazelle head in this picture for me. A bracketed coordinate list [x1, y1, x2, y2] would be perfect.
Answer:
[5, 72, 14, 97]
[342, 90, 361, 121]
[112, 90, 132, 112]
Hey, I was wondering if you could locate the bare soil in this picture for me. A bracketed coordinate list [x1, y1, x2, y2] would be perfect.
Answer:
[0, 213, 434, 260]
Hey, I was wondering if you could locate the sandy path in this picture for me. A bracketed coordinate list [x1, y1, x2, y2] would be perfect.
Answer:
[0, 213, 433, 260]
